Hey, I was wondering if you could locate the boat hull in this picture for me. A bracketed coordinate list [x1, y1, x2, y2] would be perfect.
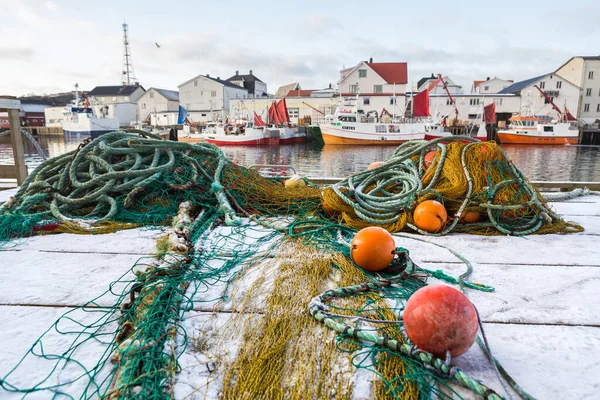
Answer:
[205, 136, 280, 146]
[497, 133, 577, 145]
[320, 124, 425, 145]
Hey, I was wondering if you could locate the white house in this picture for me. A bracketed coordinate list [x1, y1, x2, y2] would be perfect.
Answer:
[498, 73, 580, 120]
[226, 70, 267, 98]
[137, 88, 179, 122]
[416, 75, 463, 95]
[178, 74, 248, 122]
[339, 58, 408, 116]
[471, 77, 514, 94]
[88, 85, 146, 127]
[555, 56, 600, 123]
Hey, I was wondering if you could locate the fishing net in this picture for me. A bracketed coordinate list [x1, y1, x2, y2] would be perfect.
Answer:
[0, 132, 580, 399]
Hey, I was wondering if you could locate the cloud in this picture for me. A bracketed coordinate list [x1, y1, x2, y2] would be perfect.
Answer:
[0, 47, 34, 60]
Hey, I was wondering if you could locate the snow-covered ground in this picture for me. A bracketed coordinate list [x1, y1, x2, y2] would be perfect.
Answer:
[1, 187, 599, 399]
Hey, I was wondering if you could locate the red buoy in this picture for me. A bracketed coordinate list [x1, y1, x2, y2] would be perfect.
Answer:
[368, 161, 385, 170]
[403, 285, 478, 358]
[423, 151, 437, 169]
[350, 227, 396, 272]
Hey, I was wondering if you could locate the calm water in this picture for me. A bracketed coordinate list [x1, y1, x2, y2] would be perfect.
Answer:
[2, 134, 600, 181]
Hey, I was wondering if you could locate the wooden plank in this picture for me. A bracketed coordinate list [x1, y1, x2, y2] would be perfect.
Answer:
[0, 165, 17, 179]
[8, 108, 28, 185]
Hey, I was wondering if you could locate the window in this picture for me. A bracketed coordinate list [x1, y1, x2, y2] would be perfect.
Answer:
[350, 84, 358, 93]
[374, 85, 383, 93]
[556, 81, 562, 89]
[150, 92, 154, 98]
[544, 97, 554, 105]
[597, 104, 600, 112]
[194, 80, 198, 86]
[539, 82, 545, 89]
[584, 104, 590, 112]
[186, 103, 190, 109]
[495, 98, 503, 106]
[211, 91, 216, 97]
[201, 113, 207, 117]
[288, 108, 299, 118]
[543, 126, 554, 132]
[589, 71, 594, 79]
[446, 99, 452, 105]
[142, 103, 146, 109]
[112, 96, 117, 101]
[390, 97, 396, 105]
[469, 98, 480, 105]
[484, 86, 489, 91]
[358, 69, 367, 78]
[363, 98, 370, 105]
[124, 96, 129, 102]
[375, 125, 387, 133]
[586, 88, 592, 96]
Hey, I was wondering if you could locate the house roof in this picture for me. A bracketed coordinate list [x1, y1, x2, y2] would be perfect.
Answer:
[179, 74, 247, 90]
[498, 73, 549, 94]
[276, 83, 300, 98]
[89, 85, 145, 96]
[21, 103, 47, 113]
[473, 78, 514, 88]
[153, 88, 179, 101]
[287, 90, 314, 97]
[555, 56, 600, 73]
[367, 62, 408, 84]
[226, 72, 264, 83]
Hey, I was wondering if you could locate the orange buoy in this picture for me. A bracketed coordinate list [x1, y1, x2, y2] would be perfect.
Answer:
[403, 285, 478, 358]
[458, 210, 481, 224]
[413, 200, 448, 233]
[423, 151, 437, 169]
[350, 227, 396, 272]
[368, 161, 385, 170]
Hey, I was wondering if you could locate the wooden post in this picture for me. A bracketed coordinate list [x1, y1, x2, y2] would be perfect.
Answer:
[8, 108, 28, 185]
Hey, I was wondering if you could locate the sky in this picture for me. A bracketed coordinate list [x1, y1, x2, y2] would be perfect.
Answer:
[1, 0, 599, 96]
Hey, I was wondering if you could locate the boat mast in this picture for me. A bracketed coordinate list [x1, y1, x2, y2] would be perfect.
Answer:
[392, 83, 396, 121]
[74, 83, 79, 107]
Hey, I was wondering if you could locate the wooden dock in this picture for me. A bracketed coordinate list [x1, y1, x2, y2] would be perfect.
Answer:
[0, 187, 599, 399]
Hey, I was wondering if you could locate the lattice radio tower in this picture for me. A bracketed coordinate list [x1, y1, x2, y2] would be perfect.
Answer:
[122, 21, 137, 86]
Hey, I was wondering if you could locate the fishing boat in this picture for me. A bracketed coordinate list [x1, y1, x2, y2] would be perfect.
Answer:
[319, 95, 441, 145]
[497, 116, 579, 144]
[200, 120, 279, 146]
[60, 84, 119, 137]
[268, 99, 307, 144]
[497, 84, 580, 145]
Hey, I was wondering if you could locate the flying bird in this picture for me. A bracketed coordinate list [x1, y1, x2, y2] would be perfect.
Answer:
[155, 42, 161, 48]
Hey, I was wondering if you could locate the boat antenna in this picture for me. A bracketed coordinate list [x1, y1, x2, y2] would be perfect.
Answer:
[122, 21, 137, 86]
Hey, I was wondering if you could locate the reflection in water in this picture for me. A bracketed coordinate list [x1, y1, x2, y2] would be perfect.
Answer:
[1, 135, 599, 182]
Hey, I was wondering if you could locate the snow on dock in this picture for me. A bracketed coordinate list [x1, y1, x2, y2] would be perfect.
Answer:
[0, 187, 599, 399]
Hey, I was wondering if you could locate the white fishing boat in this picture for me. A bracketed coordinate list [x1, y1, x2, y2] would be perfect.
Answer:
[319, 95, 442, 145]
[497, 116, 579, 145]
[186, 121, 279, 146]
[61, 84, 119, 137]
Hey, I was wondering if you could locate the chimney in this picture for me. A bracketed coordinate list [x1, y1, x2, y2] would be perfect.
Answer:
[486, 77, 490, 81]
[249, 69, 253, 75]
[135, 82, 139, 86]
[217, 76, 220, 80]
[207, 73, 210, 77]
[329, 83, 332, 89]
[369, 57, 373, 63]
[236, 70, 239, 75]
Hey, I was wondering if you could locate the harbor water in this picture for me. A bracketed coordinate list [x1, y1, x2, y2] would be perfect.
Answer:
[1, 134, 600, 181]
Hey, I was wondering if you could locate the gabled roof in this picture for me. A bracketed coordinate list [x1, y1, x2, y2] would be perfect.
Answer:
[287, 90, 314, 97]
[89, 85, 145, 96]
[498, 73, 549, 94]
[226, 73, 264, 83]
[474, 78, 514, 88]
[276, 83, 300, 98]
[152, 88, 179, 101]
[367, 62, 408, 84]
[179, 74, 247, 90]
